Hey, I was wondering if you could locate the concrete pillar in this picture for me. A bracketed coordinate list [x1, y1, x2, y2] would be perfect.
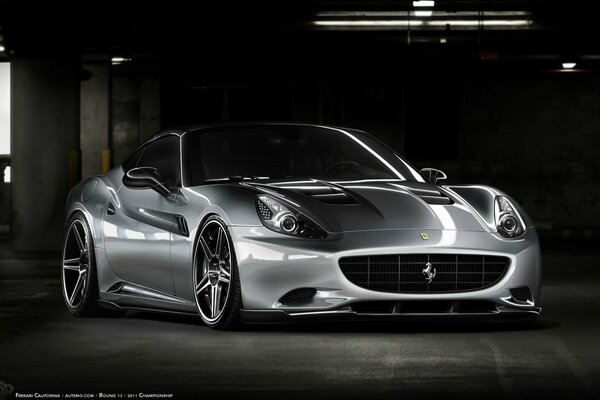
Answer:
[10, 58, 80, 251]
[0, 181, 9, 226]
[111, 63, 160, 165]
[0, 156, 10, 227]
[111, 65, 140, 166]
[80, 63, 110, 179]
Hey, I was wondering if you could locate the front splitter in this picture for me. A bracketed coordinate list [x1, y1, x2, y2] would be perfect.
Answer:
[241, 307, 541, 324]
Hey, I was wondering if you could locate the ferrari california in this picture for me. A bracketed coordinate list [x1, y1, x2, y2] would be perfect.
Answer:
[62, 122, 542, 329]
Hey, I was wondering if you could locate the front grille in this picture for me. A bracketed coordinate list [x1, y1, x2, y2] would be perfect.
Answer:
[339, 254, 510, 293]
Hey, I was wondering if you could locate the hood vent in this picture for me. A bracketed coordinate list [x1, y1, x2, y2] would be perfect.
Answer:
[407, 187, 453, 205]
[287, 186, 358, 205]
[311, 192, 357, 205]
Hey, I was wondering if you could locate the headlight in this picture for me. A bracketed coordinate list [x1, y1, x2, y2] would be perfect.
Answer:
[494, 195, 526, 238]
[256, 194, 327, 239]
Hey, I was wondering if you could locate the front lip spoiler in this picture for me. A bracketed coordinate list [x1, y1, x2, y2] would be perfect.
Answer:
[240, 307, 541, 324]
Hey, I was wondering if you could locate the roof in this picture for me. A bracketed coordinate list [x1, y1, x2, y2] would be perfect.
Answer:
[149, 121, 365, 141]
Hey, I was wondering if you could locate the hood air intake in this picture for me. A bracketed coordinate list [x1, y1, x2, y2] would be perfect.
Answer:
[288, 186, 358, 205]
[407, 187, 453, 205]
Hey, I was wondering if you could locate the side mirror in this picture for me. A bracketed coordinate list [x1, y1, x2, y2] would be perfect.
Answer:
[420, 168, 447, 185]
[123, 167, 171, 197]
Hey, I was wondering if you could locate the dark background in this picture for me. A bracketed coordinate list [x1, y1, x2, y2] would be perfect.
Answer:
[0, 2, 599, 400]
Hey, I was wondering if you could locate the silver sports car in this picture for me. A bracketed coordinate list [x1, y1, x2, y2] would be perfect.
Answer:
[62, 122, 542, 329]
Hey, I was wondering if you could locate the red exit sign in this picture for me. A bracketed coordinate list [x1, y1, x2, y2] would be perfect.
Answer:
[479, 52, 500, 61]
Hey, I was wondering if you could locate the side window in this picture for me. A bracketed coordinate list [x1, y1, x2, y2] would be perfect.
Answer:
[137, 135, 181, 187]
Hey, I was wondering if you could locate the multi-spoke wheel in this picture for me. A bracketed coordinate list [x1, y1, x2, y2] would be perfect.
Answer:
[194, 216, 242, 329]
[61, 212, 101, 317]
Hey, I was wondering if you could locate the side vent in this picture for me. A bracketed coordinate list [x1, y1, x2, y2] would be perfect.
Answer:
[175, 215, 189, 236]
[106, 203, 116, 216]
[408, 188, 453, 205]
[278, 288, 317, 305]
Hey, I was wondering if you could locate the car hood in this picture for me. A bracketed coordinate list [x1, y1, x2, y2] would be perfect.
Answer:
[245, 179, 488, 233]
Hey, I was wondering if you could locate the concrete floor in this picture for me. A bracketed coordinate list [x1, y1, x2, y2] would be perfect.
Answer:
[1, 237, 599, 400]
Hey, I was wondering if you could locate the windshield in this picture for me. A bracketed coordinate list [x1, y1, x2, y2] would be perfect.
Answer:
[183, 124, 424, 185]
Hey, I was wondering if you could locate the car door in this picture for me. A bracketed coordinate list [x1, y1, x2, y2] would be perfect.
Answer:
[103, 135, 181, 294]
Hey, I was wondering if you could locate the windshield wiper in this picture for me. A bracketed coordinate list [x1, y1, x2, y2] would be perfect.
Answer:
[203, 175, 271, 184]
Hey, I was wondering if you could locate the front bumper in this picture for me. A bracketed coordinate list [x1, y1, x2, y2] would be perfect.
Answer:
[231, 226, 542, 321]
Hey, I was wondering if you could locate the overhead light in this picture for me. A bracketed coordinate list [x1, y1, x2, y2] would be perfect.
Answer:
[317, 11, 530, 17]
[413, 1, 435, 7]
[111, 56, 131, 65]
[562, 62, 576, 69]
[313, 10, 532, 29]
[314, 20, 419, 26]
[414, 10, 433, 17]
[440, 37, 447, 43]
[426, 19, 531, 26]
[0, 45, 5, 52]
[313, 19, 531, 27]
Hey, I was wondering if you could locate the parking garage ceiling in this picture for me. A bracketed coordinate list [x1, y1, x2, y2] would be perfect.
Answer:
[0, 1, 598, 59]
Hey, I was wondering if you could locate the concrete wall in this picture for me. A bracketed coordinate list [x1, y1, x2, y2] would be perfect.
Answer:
[454, 69, 600, 231]
[10, 58, 80, 251]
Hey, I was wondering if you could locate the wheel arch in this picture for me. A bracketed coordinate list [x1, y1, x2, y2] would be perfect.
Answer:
[191, 212, 219, 263]
[191, 213, 243, 328]
[65, 176, 114, 248]
[190, 211, 233, 270]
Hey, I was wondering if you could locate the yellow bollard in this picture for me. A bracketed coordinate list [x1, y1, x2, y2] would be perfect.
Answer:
[102, 149, 112, 173]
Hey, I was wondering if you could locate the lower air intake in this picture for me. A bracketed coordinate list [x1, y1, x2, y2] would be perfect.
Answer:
[278, 288, 317, 304]
[510, 286, 532, 303]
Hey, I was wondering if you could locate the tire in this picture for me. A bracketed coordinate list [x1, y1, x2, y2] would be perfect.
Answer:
[193, 215, 242, 330]
[61, 211, 104, 317]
